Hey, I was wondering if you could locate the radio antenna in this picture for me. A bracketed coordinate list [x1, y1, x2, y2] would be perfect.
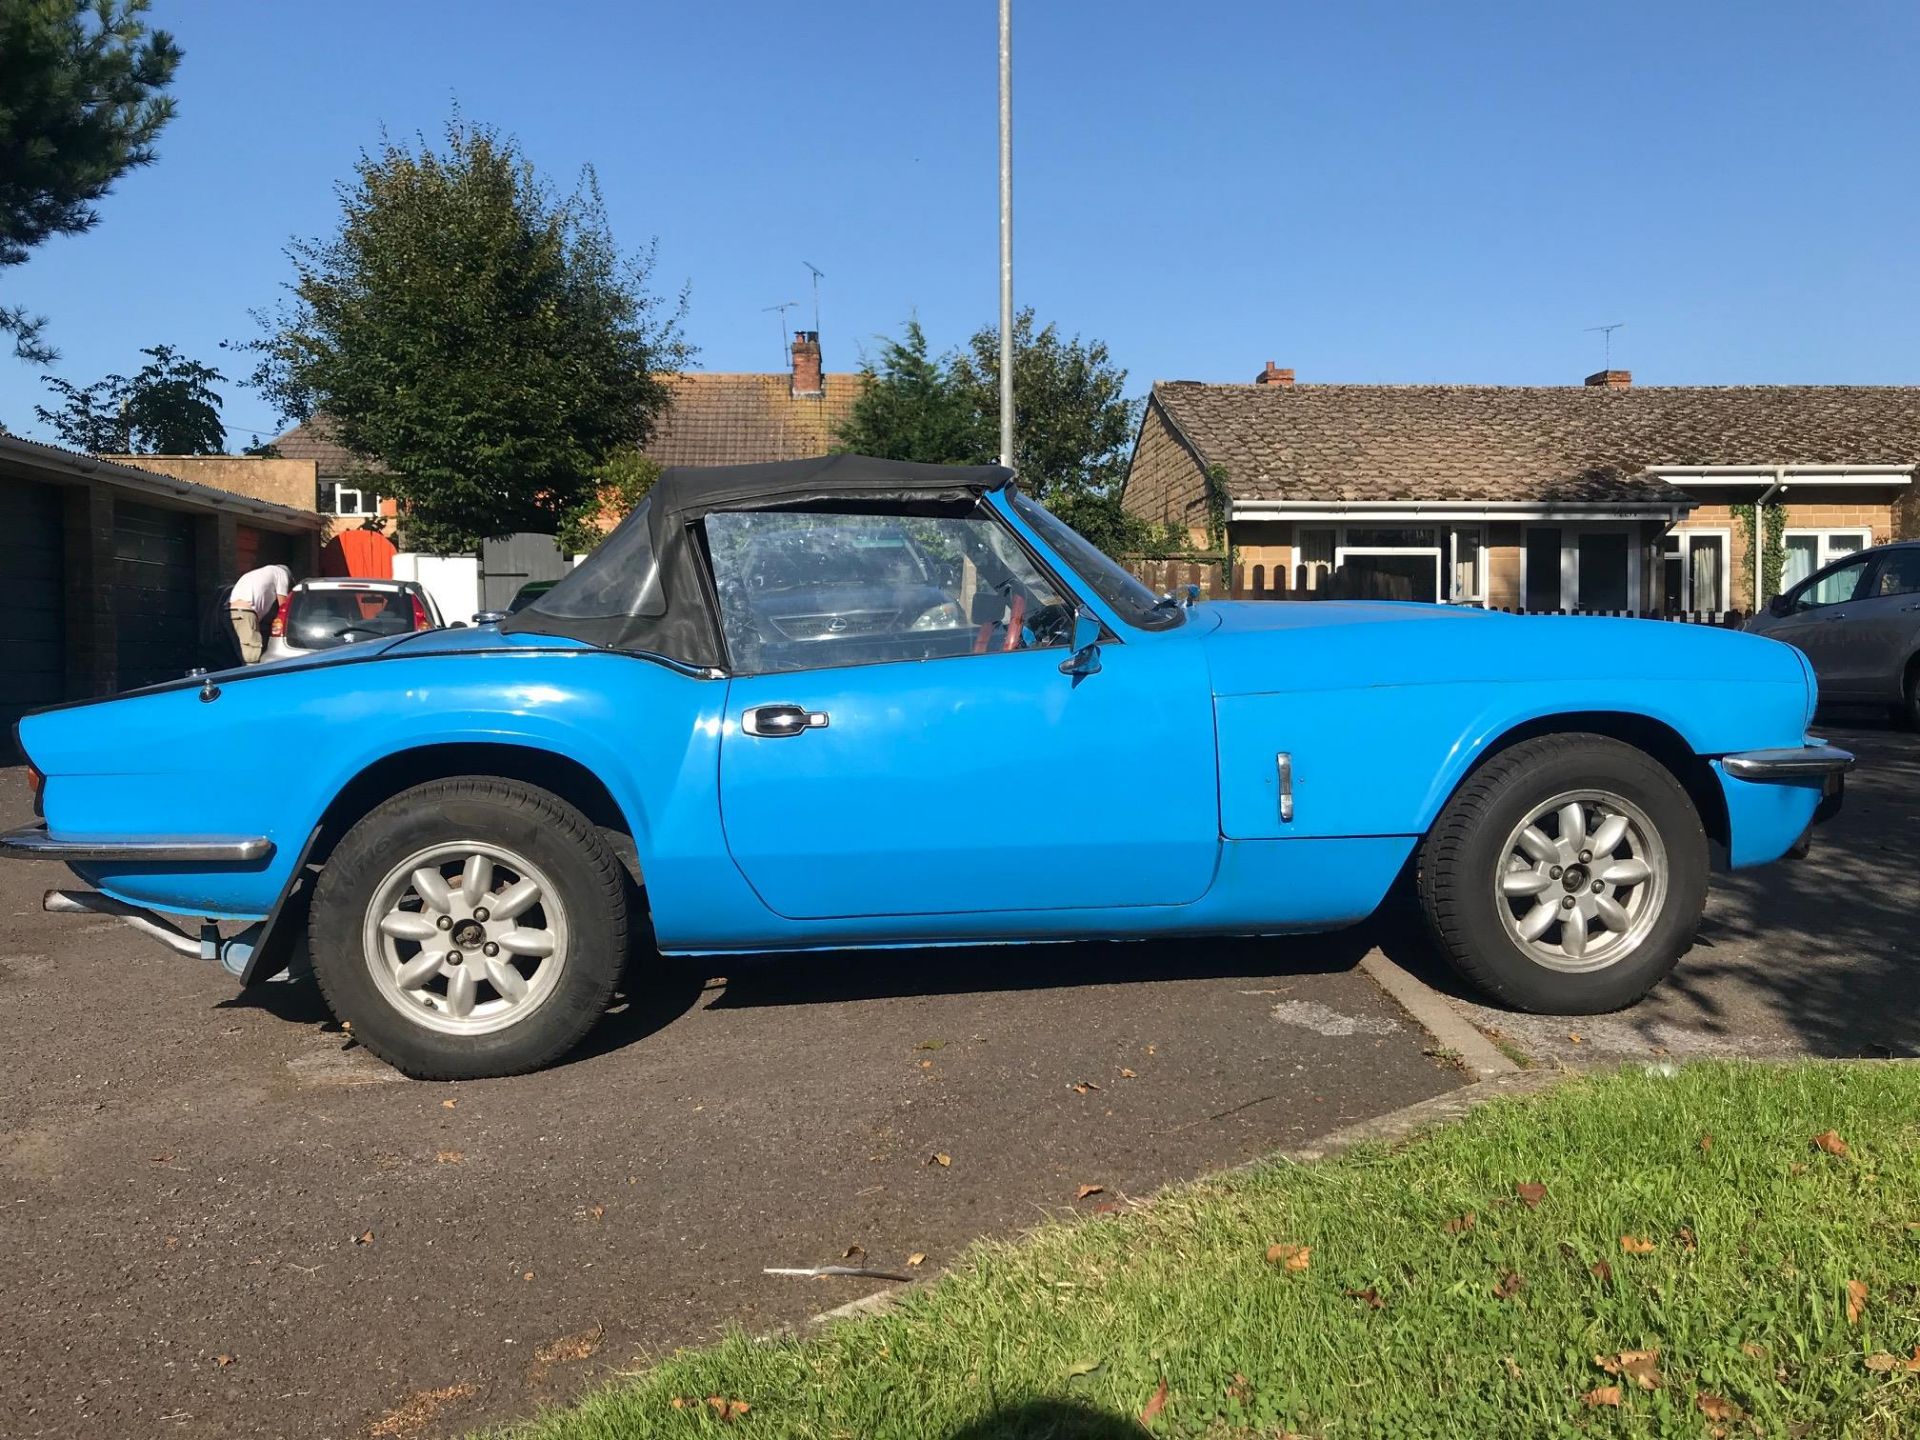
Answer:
[802, 262, 825, 336]
[762, 300, 798, 368]
[1584, 322, 1625, 369]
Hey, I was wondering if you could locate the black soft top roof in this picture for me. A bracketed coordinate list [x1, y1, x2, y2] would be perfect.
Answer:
[499, 454, 1014, 669]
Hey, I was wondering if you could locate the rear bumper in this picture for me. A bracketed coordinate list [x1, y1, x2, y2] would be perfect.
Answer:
[0, 823, 273, 864]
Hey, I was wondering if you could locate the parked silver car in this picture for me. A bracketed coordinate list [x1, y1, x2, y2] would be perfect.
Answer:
[1746, 540, 1920, 724]
[262, 578, 444, 662]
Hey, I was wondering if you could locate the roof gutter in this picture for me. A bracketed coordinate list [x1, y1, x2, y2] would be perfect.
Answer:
[1229, 499, 1696, 522]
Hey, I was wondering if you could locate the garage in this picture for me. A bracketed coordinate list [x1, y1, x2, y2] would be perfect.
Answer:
[0, 477, 66, 746]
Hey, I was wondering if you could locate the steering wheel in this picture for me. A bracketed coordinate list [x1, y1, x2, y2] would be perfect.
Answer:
[1024, 601, 1073, 648]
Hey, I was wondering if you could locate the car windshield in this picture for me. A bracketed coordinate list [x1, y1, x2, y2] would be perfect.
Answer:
[285, 587, 418, 649]
[1009, 490, 1186, 631]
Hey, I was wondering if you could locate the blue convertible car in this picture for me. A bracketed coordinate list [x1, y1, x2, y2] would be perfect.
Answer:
[4, 456, 1850, 1078]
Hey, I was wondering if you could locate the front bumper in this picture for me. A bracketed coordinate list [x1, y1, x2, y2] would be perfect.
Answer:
[0, 823, 273, 864]
[1721, 745, 1856, 782]
[1719, 742, 1853, 861]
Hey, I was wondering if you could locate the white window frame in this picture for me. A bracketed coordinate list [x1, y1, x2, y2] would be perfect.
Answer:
[1663, 526, 1732, 614]
[1520, 523, 1643, 614]
[1782, 527, 1872, 589]
[1333, 527, 1443, 604]
[328, 481, 383, 518]
[1447, 525, 1485, 605]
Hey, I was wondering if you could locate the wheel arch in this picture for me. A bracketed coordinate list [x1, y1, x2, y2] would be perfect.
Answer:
[312, 742, 645, 887]
[1433, 710, 1729, 852]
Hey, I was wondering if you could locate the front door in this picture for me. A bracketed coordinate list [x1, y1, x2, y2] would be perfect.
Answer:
[706, 504, 1220, 920]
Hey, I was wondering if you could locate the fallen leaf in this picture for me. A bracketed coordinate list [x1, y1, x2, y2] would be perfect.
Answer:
[1066, 1358, 1102, 1378]
[1443, 1212, 1477, 1234]
[1070, 1081, 1100, 1094]
[918, 1059, 934, 1070]
[214, 1352, 235, 1367]
[1075, 1184, 1105, 1201]
[1345, 1286, 1384, 1310]
[522, 1270, 534, 1281]
[1813, 1129, 1850, 1157]
[441, 1098, 457, 1109]
[906, 1252, 926, 1267]
[1140, 1378, 1169, 1424]
[531, 1325, 603, 1375]
[706, 1396, 750, 1422]
[1695, 1392, 1742, 1421]
[1225, 1372, 1253, 1405]
[1846, 1278, 1868, 1325]
[1568, 1032, 1582, 1045]
[1699, 1132, 1712, 1153]
[1676, 1225, 1697, 1252]
[842, 1244, 866, 1262]
[355, 1230, 375, 1245]
[164, 1235, 179, 1250]
[1581, 1385, 1622, 1408]
[1265, 1242, 1311, 1271]
[1492, 1270, 1525, 1300]
[1119, 1068, 1137, 1079]
[1515, 1181, 1548, 1209]
[149, 1153, 172, 1164]
[1620, 1234, 1656, 1254]
[1863, 1347, 1920, 1373]
[586, 1204, 604, 1220]
[914, 1039, 946, 1051]
[1595, 1349, 1663, 1390]
[1145, 1043, 1157, 1056]
[1740, 1343, 1767, 1360]
[1789, 1162, 1807, 1176]
[1502, 1355, 1523, 1380]
[435, 1150, 464, 1164]
[927, 1152, 951, 1168]
[1589, 1259, 1613, 1284]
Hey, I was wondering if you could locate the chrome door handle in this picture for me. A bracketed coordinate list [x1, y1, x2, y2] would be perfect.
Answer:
[741, 703, 829, 738]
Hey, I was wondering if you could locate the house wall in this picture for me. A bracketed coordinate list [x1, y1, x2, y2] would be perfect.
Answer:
[1122, 402, 1212, 532]
[1486, 525, 1523, 609]
[1673, 498, 1896, 610]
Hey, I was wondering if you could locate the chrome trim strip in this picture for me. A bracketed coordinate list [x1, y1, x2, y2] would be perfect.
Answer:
[1276, 751, 1294, 824]
[1722, 745, 1856, 781]
[0, 824, 273, 863]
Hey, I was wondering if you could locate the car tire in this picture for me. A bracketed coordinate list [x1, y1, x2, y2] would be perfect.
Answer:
[1903, 663, 1920, 730]
[308, 777, 628, 1080]
[1416, 733, 1708, 1015]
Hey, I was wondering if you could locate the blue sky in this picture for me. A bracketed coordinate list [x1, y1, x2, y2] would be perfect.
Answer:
[7, 0, 1919, 444]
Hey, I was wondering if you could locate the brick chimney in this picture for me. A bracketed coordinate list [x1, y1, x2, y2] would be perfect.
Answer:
[1584, 369, 1631, 389]
[1254, 361, 1295, 388]
[790, 330, 824, 397]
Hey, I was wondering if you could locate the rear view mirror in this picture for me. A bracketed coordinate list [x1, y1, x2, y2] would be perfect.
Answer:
[1059, 606, 1102, 677]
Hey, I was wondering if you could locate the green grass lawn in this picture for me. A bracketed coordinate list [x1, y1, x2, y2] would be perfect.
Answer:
[504, 1062, 1920, 1439]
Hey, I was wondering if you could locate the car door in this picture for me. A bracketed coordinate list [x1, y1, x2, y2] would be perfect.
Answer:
[708, 503, 1221, 920]
[1828, 548, 1920, 700]
[1761, 553, 1874, 694]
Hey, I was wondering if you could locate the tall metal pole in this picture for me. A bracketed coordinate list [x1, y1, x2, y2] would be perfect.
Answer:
[997, 0, 1015, 470]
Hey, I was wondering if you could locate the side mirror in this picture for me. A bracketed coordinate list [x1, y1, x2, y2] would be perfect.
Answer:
[1059, 607, 1102, 676]
[1768, 593, 1792, 618]
[473, 610, 508, 626]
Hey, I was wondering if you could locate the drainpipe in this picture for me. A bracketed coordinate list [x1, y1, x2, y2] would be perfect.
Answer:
[1752, 467, 1785, 611]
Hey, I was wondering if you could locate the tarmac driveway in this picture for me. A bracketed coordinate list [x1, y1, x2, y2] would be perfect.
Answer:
[0, 768, 1455, 1440]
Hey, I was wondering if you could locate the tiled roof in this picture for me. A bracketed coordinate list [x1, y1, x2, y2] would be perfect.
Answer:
[273, 372, 865, 477]
[1148, 382, 1920, 505]
[642, 372, 863, 468]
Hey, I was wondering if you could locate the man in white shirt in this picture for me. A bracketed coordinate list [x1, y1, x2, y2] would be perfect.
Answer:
[228, 563, 291, 663]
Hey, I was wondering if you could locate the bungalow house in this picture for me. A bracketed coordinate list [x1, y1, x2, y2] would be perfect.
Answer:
[1123, 365, 1920, 616]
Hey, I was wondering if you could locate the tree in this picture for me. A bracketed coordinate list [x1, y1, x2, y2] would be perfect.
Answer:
[1, 0, 182, 364]
[556, 446, 661, 554]
[835, 310, 1172, 556]
[249, 116, 688, 551]
[35, 342, 225, 452]
[834, 319, 990, 467]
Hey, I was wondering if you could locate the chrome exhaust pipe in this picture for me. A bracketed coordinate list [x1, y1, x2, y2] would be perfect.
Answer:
[44, 889, 204, 958]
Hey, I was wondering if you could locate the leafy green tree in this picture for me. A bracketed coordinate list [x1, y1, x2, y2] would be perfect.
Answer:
[835, 310, 1174, 556]
[1, 0, 182, 364]
[557, 446, 661, 554]
[35, 342, 225, 452]
[249, 116, 688, 551]
[834, 319, 989, 466]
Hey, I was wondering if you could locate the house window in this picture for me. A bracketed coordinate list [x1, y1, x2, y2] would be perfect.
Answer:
[321, 481, 383, 518]
[1577, 532, 1630, 610]
[1448, 526, 1484, 604]
[1335, 527, 1440, 603]
[1295, 528, 1334, 591]
[1663, 530, 1729, 613]
[1782, 529, 1870, 593]
[1525, 525, 1642, 613]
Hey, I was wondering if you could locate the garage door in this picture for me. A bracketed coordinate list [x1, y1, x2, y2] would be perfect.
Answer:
[0, 477, 66, 752]
[112, 501, 199, 691]
[237, 524, 296, 576]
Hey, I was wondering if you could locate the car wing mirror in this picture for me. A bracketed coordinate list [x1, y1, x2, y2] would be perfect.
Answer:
[1059, 606, 1102, 677]
[1767, 593, 1792, 617]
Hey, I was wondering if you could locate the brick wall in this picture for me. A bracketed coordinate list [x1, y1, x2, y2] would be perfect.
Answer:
[1122, 401, 1212, 531]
